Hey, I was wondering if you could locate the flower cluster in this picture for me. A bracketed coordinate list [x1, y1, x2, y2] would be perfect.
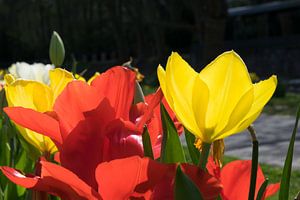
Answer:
[0, 51, 281, 200]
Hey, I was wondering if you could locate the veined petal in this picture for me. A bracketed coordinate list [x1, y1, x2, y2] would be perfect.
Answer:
[199, 51, 252, 132]
[191, 75, 209, 140]
[220, 75, 277, 138]
[5, 80, 53, 112]
[0, 163, 101, 200]
[244, 75, 277, 119]
[18, 127, 57, 154]
[213, 87, 254, 141]
[53, 81, 103, 138]
[157, 65, 173, 108]
[96, 156, 171, 200]
[165, 53, 199, 135]
[49, 68, 74, 100]
[4, 107, 62, 147]
[91, 66, 135, 120]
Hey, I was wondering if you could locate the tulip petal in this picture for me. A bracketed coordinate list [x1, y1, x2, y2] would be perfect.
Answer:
[213, 87, 254, 140]
[0, 165, 101, 200]
[265, 183, 280, 198]
[230, 75, 277, 134]
[40, 161, 101, 200]
[91, 66, 136, 120]
[244, 75, 277, 119]
[181, 164, 223, 200]
[4, 107, 62, 147]
[49, 68, 74, 100]
[164, 53, 200, 136]
[96, 156, 171, 200]
[199, 51, 252, 133]
[5, 80, 53, 112]
[136, 88, 163, 131]
[53, 81, 103, 138]
[191, 75, 209, 140]
[220, 160, 278, 200]
[157, 65, 174, 108]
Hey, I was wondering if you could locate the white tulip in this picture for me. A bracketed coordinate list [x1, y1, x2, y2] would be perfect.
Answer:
[8, 62, 54, 84]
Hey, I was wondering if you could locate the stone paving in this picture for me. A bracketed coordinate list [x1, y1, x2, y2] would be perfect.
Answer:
[224, 114, 300, 169]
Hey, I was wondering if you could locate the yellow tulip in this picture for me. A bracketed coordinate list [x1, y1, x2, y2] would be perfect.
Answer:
[157, 51, 277, 144]
[5, 68, 74, 154]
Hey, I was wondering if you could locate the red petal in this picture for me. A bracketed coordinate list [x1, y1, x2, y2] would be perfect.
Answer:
[136, 88, 163, 131]
[60, 119, 107, 190]
[91, 66, 136, 120]
[4, 107, 62, 146]
[181, 164, 222, 200]
[53, 81, 103, 139]
[0, 165, 101, 200]
[40, 161, 101, 200]
[95, 156, 172, 200]
[265, 183, 280, 198]
[220, 160, 267, 200]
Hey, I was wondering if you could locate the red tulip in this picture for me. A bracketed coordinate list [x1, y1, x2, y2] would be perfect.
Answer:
[206, 157, 280, 200]
[1, 156, 222, 200]
[4, 66, 162, 189]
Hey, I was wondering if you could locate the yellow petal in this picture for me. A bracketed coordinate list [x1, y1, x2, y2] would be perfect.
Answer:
[165, 53, 200, 136]
[49, 68, 74, 99]
[87, 72, 100, 85]
[212, 87, 254, 140]
[199, 51, 253, 133]
[18, 126, 57, 154]
[75, 74, 86, 82]
[4, 74, 15, 85]
[245, 75, 277, 118]
[157, 65, 173, 108]
[191, 75, 209, 140]
[5, 80, 57, 153]
[6, 80, 53, 112]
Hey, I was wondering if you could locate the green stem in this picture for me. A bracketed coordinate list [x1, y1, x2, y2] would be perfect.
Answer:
[198, 142, 211, 170]
[248, 125, 259, 200]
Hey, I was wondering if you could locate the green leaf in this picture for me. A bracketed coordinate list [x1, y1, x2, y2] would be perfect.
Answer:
[279, 105, 300, 200]
[256, 178, 268, 200]
[184, 128, 200, 165]
[49, 31, 65, 67]
[142, 127, 154, 159]
[174, 165, 203, 200]
[160, 104, 186, 163]
[4, 182, 18, 200]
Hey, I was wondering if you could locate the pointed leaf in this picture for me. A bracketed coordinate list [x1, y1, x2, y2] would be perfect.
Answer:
[142, 127, 154, 159]
[184, 128, 200, 165]
[160, 103, 186, 163]
[279, 105, 300, 200]
[174, 166, 203, 200]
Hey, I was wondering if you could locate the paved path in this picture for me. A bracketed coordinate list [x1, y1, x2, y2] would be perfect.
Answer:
[225, 114, 300, 169]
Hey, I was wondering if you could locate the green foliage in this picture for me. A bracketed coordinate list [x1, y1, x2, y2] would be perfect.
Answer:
[160, 103, 186, 163]
[174, 166, 203, 200]
[184, 128, 200, 165]
[279, 105, 300, 200]
[142, 127, 154, 159]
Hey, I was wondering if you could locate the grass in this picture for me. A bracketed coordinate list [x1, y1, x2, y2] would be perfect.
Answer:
[223, 156, 300, 200]
[264, 93, 300, 115]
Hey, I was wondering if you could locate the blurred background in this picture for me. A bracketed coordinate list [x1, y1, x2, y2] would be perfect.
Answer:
[1, 0, 300, 84]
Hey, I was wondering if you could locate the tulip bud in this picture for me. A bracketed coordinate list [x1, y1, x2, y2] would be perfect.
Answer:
[49, 31, 65, 67]
[134, 81, 145, 104]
